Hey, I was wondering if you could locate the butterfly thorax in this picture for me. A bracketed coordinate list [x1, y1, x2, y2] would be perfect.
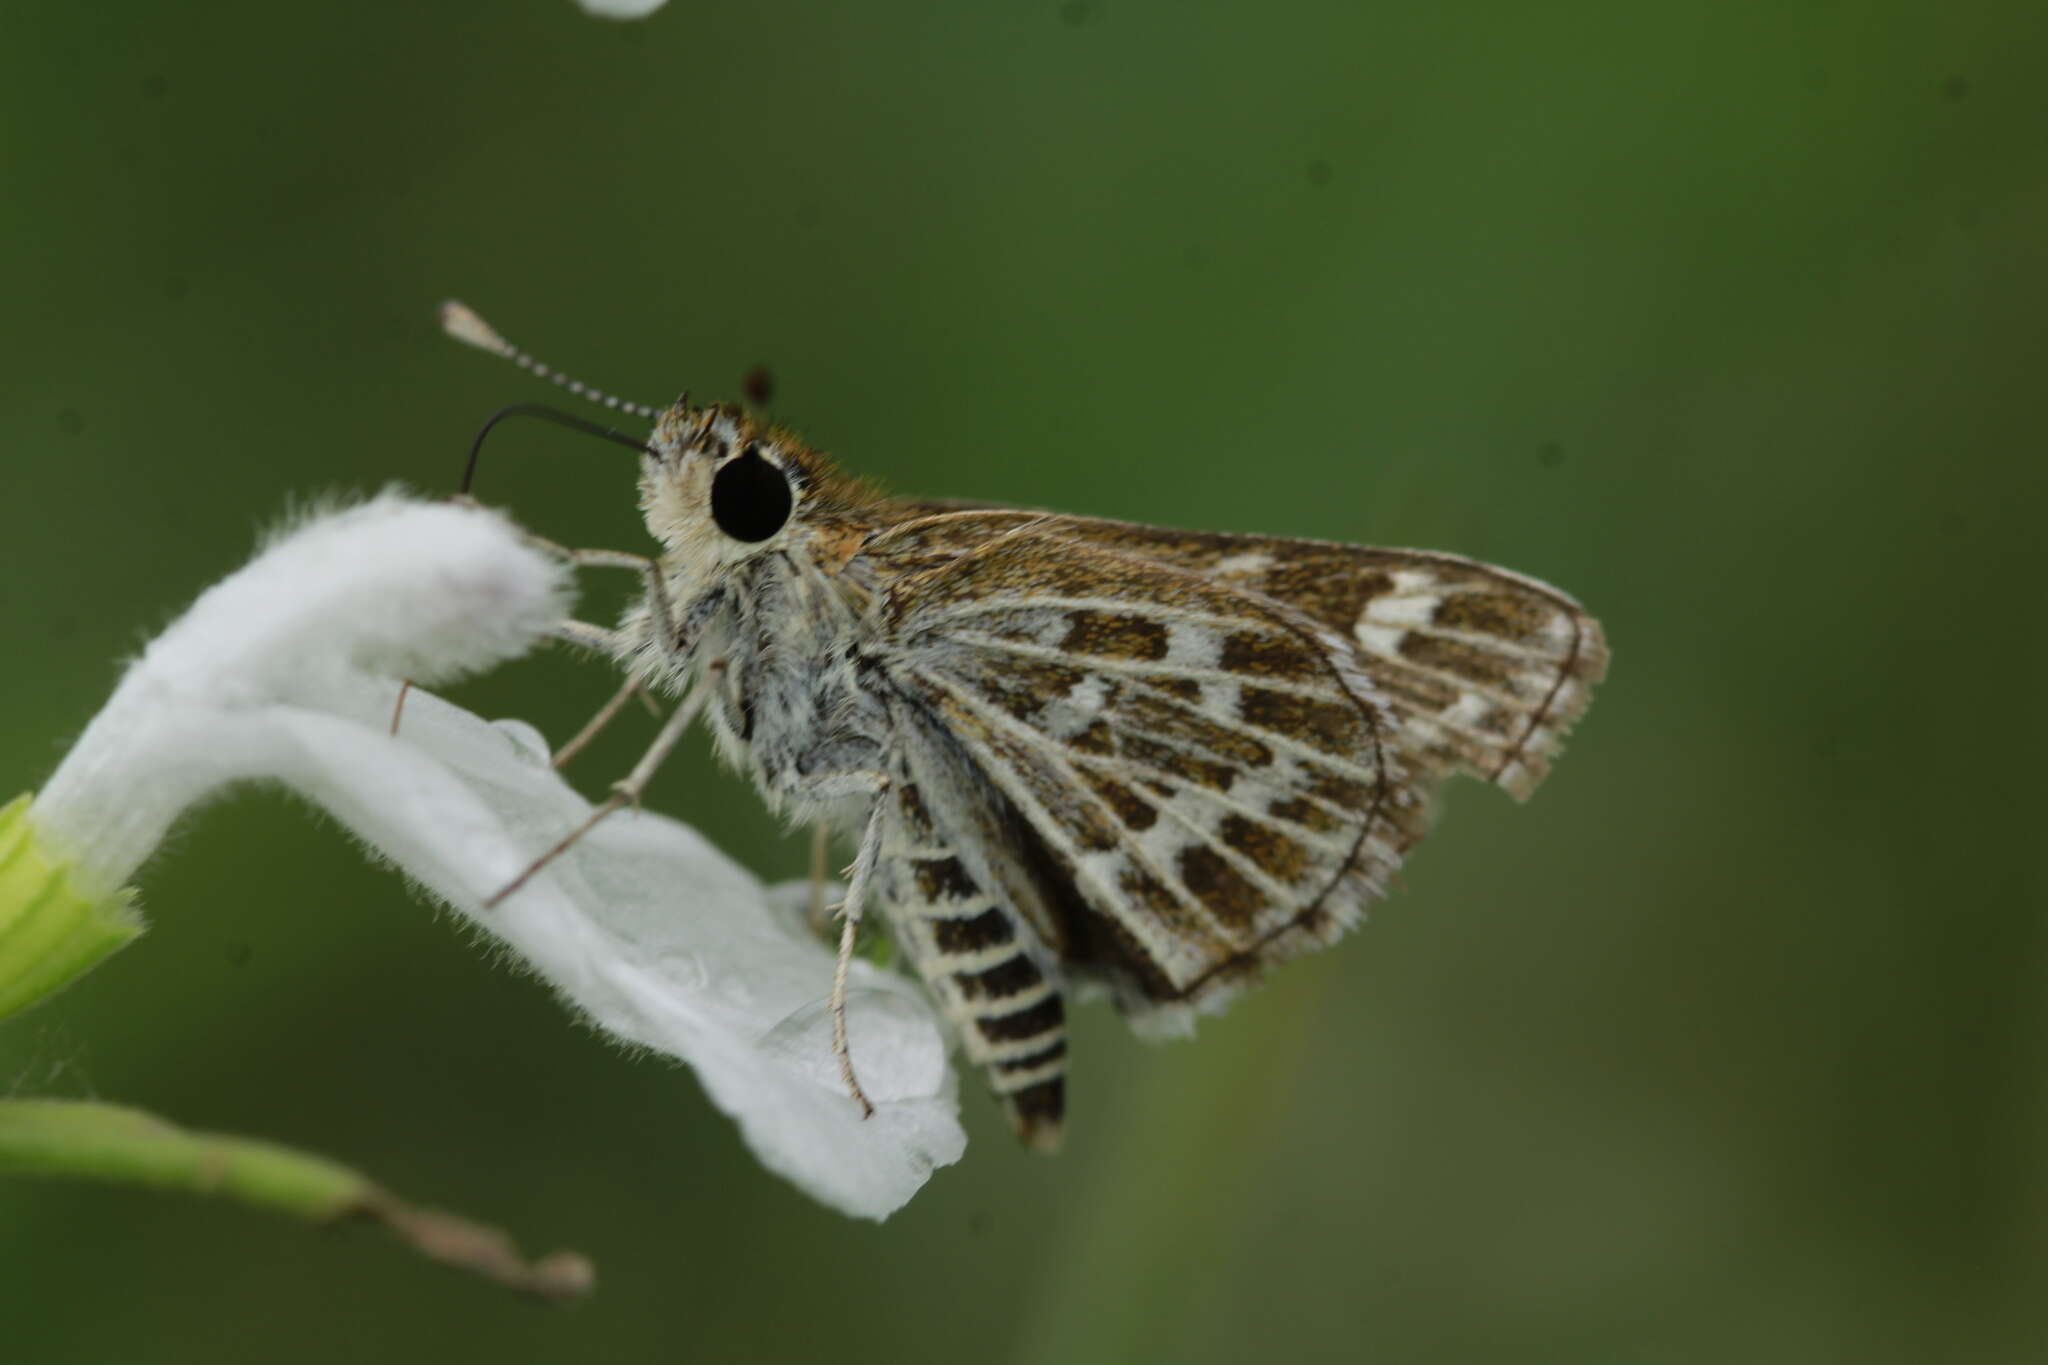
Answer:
[700, 552, 897, 824]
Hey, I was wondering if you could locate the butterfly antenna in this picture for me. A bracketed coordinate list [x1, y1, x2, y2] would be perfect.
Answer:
[440, 300, 663, 421]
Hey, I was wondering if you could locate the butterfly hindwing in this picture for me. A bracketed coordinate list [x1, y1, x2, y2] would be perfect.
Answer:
[871, 525, 1431, 1023]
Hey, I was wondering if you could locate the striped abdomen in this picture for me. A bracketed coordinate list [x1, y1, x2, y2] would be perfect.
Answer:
[876, 783, 1068, 1150]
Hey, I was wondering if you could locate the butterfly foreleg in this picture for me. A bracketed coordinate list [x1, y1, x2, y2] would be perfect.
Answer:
[550, 671, 662, 772]
[494, 517, 682, 651]
[387, 616, 643, 739]
[554, 546, 679, 649]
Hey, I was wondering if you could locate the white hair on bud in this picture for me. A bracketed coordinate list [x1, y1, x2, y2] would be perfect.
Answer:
[142, 492, 574, 701]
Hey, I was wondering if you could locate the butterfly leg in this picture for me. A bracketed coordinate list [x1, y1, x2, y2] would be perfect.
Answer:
[550, 672, 662, 772]
[390, 637, 629, 737]
[483, 663, 719, 909]
[807, 820, 832, 936]
[389, 679, 415, 736]
[483, 514, 682, 650]
[551, 547, 678, 648]
[829, 791, 890, 1119]
[449, 497, 683, 651]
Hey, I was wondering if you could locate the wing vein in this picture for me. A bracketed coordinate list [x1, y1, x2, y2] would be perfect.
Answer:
[907, 667, 1239, 953]
[945, 629, 1336, 701]
[918, 594, 1282, 638]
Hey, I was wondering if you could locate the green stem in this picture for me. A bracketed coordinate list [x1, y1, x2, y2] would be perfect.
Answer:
[0, 1099, 594, 1299]
[0, 792, 143, 1020]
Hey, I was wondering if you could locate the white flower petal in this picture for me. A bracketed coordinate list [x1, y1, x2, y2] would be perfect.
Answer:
[575, 0, 669, 18]
[350, 687, 967, 1218]
[29, 493, 965, 1219]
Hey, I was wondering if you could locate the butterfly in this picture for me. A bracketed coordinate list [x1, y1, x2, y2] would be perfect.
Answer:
[444, 303, 1608, 1150]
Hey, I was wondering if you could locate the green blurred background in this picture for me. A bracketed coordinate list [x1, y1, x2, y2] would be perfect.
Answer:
[5, 1, 2045, 1360]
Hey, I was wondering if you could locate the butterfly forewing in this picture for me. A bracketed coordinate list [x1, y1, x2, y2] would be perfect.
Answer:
[873, 508, 1608, 799]
[872, 527, 1432, 1028]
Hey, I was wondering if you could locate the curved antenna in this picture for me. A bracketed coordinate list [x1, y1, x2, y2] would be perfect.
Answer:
[440, 300, 663, 421]
[460, 403, 656, 495]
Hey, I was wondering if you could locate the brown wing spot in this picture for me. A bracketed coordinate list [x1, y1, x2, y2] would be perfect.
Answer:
[976, 994, 1065, 1044]
[1239, 686, 1368, 756]
[1060, 609, 1171, 661]
[1085, 903, 1185, 1000]
[955, 953, 1044, 1002]
[924, 536, 1217, 613]
[1176, 843, 1268, 929]
[896, 782, 937, 841]
[1120, 690, 1274, 767]
[1218, 628, 1325, 681]
[914, 856, 981, 903]
[981, 729, 1121, 851]
[1397, 633, 1519, 691]
[1046, 794, 1123, 852]
[1079, 769, 1159, 831]
[1298, 760, 1371, 809]
[1141, 676, 1203, 702]
[1372, 665, 1461, 712]
[1122, 863, 1187, 916]
[1260, 561, 1395, 632]
[1433, 591, 1553, 642]
[1068, 719, 1116, 756]
[1218, 814, 1312, 884]
[1267, 795, 1346, 834]
[983, 659, 1088, 721]
[932, 906, 1015, 953]
[1120, 733, 1238, 792]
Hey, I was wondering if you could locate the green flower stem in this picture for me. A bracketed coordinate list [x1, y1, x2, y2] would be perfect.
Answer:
[0, 792, 142, 1020]
[0, 1098, 365, 1215]
[0, 1099, 594, 1299]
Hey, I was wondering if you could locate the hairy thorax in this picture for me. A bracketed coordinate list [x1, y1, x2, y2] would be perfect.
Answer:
[631, 546, 892, 829]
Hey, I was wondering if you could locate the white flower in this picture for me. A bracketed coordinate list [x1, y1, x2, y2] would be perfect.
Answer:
[23, 493, 964, 1220]
[574, 0, 668, 18]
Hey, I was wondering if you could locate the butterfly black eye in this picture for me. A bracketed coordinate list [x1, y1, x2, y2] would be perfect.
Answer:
[709, 446, 793, 542]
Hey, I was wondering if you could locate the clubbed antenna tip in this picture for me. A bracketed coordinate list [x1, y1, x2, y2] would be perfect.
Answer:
[440, 299, 514, 356]
[437, 300, 663, 421]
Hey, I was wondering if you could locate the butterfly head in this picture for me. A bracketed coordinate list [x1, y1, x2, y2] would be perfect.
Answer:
[434, 303, 880, 587]
[640, 400, 878, 586]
